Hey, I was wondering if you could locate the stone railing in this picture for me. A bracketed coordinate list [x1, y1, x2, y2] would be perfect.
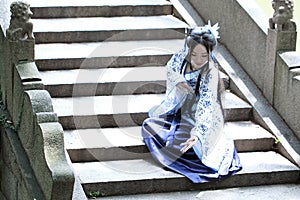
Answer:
[0, 1, 74, 199]
[273, 52, 300, 141]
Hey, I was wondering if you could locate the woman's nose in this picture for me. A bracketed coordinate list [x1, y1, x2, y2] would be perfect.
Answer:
[194, 57, 204, 64]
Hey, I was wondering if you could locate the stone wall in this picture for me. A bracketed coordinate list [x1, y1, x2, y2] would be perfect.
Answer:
[188, 0, 300, 140]
[188, 0, 268, 91]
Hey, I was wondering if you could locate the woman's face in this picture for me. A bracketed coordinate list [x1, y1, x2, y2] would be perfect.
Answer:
[190, 43, 208, 70]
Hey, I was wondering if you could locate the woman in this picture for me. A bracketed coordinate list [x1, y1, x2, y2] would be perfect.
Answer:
[141, 22, 242, 183]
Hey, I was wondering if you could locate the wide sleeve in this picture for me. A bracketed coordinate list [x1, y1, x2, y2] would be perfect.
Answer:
[148, 49, 188, 117]
[190, 65, 222, 140]
[166, 49, 187, 87]
[190, 64, 228, 171]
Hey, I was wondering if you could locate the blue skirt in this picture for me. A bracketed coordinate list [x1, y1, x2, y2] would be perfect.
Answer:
[141, 113, 242, 183]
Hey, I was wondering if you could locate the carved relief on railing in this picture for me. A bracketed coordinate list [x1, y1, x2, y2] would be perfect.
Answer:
[269, 0, 296, 31]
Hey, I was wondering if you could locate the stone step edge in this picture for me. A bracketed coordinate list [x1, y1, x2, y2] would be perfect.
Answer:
[34, 39, 184, 65]
[31, 2, 173, 18]
[52, 92, 251, 117]
[65, 121, 276, 162]
[65, 121, 274, 150]
[31, 15, 187, 34]
[41, 67, 230, 97]
[39, 67, 229, 86]
[29, 0, 172, 8]
[73, 151, 300, 197]
[54, 92, 252, 129]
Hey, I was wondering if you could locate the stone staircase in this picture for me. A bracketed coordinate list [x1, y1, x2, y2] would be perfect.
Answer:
[29, 0, 299, 198]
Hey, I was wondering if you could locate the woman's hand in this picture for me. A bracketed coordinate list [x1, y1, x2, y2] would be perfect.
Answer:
[177, 82, 193, 94]
[180, 136, 198, 153]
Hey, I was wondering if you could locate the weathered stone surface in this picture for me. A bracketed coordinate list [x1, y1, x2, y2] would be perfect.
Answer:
[0, 25, 5, 100]
[1, 126, 45, 199]
[65, 121, 274, 163]
[32, 15, 186, 43]
[37, 122, 74, 200]
[52, 92, 251, 130]
[264, 29, 297, 104]
[0, 111, 46, 199]
[35, 39, 182, 71]
[274, 52, 300, 141]
[293, 76, 300, 140]
[1, 165, 18, 200]
[30, 0, 173, 18]
[16, 62, 41, 82]
[189, 0, 269, 92]
[196, 184, 300, 200]
[9, 40, 35, 63]
[1, 133, 22, 182]
[0, 191, 7, 200]
[73, 152, 299, 197]
[36, 112, 58, 123]
[13, 89, 74, 199]
[17, 181, 32, 200]
[15, 90, 53, 152]
[12, 63, 44, 134]
[25, 90, 54, 113]
[4, 40, 13, 114]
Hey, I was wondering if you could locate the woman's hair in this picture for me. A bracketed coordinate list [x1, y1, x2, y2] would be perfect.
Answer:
[184, 25, 225, 118]
[186, 27, 217, 53]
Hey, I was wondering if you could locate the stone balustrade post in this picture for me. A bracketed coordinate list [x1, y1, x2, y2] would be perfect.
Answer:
[263, 0, 297, 104]
[3, 1, 35, 113]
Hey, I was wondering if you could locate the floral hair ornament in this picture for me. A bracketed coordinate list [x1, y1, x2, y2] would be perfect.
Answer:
[204, 20, 220, 46]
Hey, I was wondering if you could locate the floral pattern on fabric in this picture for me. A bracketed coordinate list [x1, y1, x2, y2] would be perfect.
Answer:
[151, 48, 235, 172]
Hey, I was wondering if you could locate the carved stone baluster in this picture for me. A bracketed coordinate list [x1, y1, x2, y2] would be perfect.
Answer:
[269, 0, 296, 31]
[6, 1, 35, 63]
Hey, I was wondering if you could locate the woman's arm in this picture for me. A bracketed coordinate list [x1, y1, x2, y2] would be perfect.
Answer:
[180, 65, 221, 152]
[166, 49, 187, 87]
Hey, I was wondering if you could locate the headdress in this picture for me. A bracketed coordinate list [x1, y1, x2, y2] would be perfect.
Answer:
[183, 20, 220, 51]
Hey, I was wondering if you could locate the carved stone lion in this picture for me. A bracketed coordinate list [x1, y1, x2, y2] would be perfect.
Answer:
[269, 0, 295, 31]
[6, 1, 34, 41]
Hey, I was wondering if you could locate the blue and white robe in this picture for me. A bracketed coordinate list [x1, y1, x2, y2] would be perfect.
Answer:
[142, 48, 242, 183]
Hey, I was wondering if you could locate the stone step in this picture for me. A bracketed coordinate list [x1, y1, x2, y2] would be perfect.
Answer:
[35, 39, 184, 71]
[40, 67, 230, 97]
[30, 0, 173, 18]
[65, 121, 275, 162]
[52, 92, 252, 130]
[32, 15, 187, 43]
[40, 66, 166, 97]
[97, 184, 300, 200]
[72, 151, 300, 197]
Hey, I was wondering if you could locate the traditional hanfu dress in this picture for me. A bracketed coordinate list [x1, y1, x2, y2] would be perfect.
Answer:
[141, 48, 242, 183]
